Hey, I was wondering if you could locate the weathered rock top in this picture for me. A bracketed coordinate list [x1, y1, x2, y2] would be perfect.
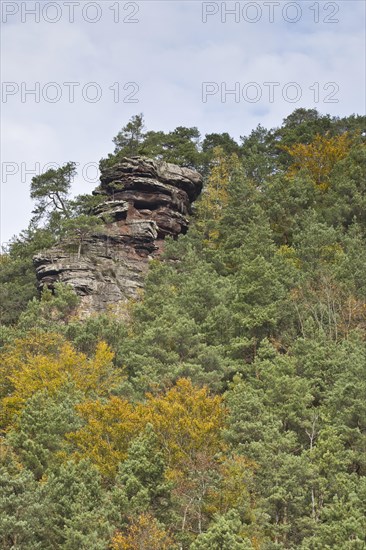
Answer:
[34, 157, 202, 317]
[98, 157, 202, 201]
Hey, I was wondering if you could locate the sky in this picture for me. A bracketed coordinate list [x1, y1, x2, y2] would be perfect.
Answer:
[1, 0, 365, 245]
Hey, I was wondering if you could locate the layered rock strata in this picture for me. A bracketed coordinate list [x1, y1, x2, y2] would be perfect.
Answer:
[33, 157, 202, 317]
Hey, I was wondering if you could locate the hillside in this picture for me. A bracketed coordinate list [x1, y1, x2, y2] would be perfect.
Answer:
[0, 108, 365, 549]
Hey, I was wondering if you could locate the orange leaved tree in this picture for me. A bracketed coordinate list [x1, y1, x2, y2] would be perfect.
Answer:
[0, 332, 119, 430]
[283, 133, 351, 190]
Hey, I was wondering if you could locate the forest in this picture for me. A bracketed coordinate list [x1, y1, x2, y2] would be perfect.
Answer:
[0, 108, 365, 549]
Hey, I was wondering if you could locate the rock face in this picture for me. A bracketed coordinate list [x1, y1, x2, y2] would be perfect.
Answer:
[33, 157, 202, 317]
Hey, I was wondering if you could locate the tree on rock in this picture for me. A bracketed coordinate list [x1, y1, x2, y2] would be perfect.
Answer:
[30, 162, 76, 229]
[61, 214, 103, 259]
[113, 114, 146, 157]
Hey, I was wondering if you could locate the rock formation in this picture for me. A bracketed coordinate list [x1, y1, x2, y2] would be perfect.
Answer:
[33, 157, 202, 317]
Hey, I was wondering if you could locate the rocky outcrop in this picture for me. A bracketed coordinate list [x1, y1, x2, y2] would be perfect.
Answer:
[95, 157, 202, 237]
[33, 157, 202, 317]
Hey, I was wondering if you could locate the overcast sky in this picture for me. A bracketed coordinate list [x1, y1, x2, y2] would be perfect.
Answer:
[1, 0, 365, 245]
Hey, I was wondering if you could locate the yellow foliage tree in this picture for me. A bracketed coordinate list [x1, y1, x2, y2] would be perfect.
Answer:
[0, 331, 119, 429]
[68, 378, 225, 482]
[196, 147, 241, 244]
[111, 514, 177, 550]
[207, 455, 257, 517]
[139, 378, 225, 475]
[67, 396, 142, 479]
[138, 378, 226, 535]
[283, 132, 351, 190]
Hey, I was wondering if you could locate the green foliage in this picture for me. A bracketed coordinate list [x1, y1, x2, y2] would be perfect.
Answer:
[61, 214, 104, 259]
[38, 460, 115, 549]
[0, 160, 102, 328]
[30, 162, 76, 228]
[101, 113, 245, 171]
[112, 113, 145, 156]
[0, 449, 45, 549]
[190, 511, 254, 549]
[16, 283, 80, 334]
[0, 227, 55, 326]
[1, 109, 366, 549]
[7, 386, 82, 479]
[113, 424, 172, 523]
[0, 444, 117, 549]
[144, 126, 202, 168]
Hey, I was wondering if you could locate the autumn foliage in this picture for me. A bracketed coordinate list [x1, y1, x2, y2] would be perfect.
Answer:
[283, 132, 351, 189]
[1, 110, 365, 549]
[111, 514, 176, 550]
[0, 332, 118, 430]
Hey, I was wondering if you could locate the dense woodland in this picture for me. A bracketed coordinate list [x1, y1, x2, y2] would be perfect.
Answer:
[0, 108, 365, 549]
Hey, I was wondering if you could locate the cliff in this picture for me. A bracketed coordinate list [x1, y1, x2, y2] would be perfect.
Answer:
[33, 157, 203, 317]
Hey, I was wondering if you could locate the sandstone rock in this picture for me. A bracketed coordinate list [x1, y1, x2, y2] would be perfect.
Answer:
[94, 199, 128, 221]
[34, 157, 202, 317]
[99, 157, 202, 201]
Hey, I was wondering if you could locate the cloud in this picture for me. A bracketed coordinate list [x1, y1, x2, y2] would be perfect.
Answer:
[1, 0, 365, 243]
